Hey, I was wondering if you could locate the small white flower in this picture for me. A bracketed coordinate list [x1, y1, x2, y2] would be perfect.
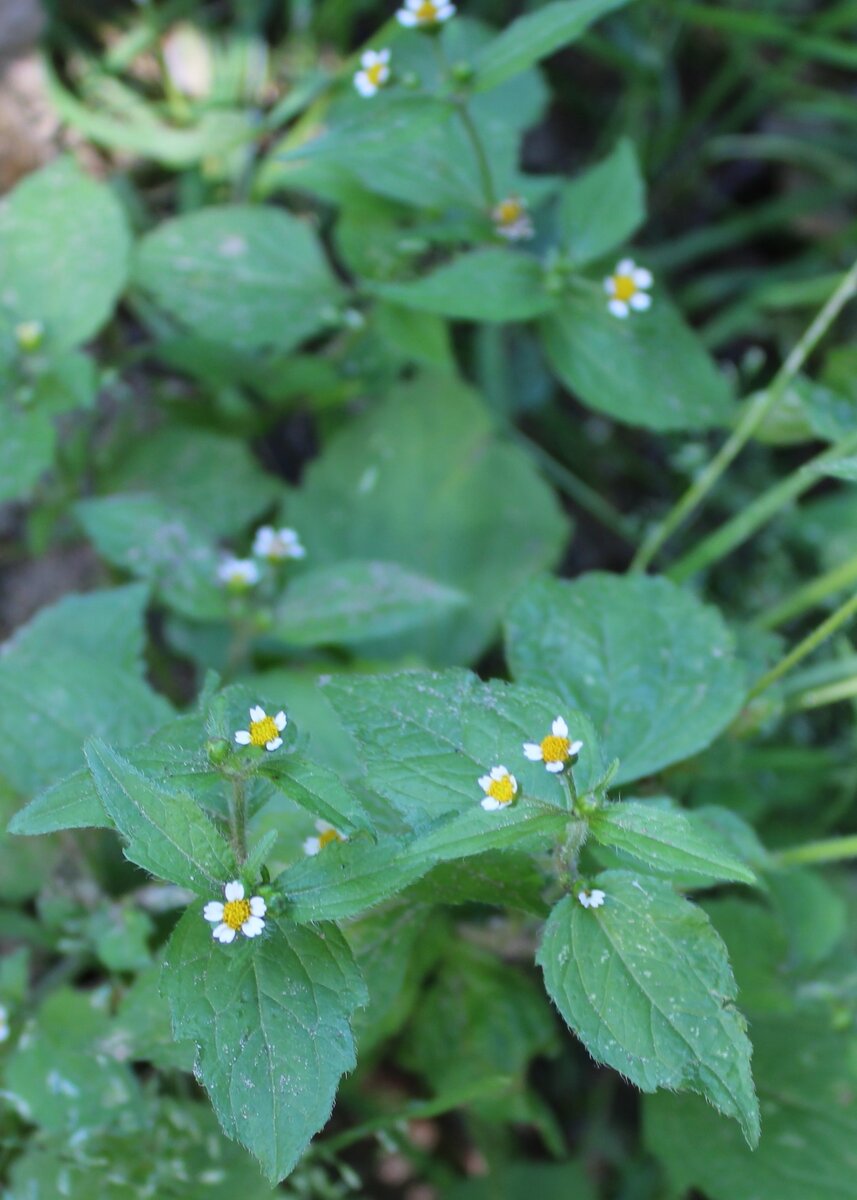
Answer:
[603, 258, 653, 319]
[478, 765, 518, 811]
[303, 819, 347, 856]
[492, 196, 533, 242]
[523, 716, 583, 774]
[578, 888, 606, 909]
[14, 320, 44, 352]
[234, 705, 287, 752]
[216, 555, 260, 589]
[203, 880, 267, 944]
[252, 525, 306, 561]
[397, 0, 456, 27]
[0, 1003, 9, 1044]
[354, 48, 391, 97]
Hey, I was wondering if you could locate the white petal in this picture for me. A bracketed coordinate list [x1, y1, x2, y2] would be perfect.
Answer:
[631, 292, 651, 311]
[274, 711, 287, 730]
[315, 819, 334, 833]
[249, 706, 265, 723]
[303, 837, 321, 856]
[633, 267, 653, 288]
[361, 50, 379, 67]
[203, 901, 224, 922]
[354, 73, 375, 96]
[578, 893, 592, 908]
[265, 737, 283, 751]
[617, 257, 635, 275]
[523, 743, 543, 761]
[378, 48, 391, 63]
[590, 890, 606, 907]
[552, 716, 568, 738]
[508, 775, 518, 793]
[490, 765, 508, 780]
[213, 923, 236, 943]
[291, 544, 307, 558]
[546, 761, 564, 774]
[224, 880, 245, 902]
[481, 797, 501, 811]
[603, 276, 616, 295]
[439, 3, 455, 16]
[569, 739, 583, 755]
[234, 730, 251, 744]
[241, 915, 265, 938]
[478, 775, 492, 792]
[397, 10, 417, 24]
[249, 896, 267, 917]
[608, 299, 629, 318]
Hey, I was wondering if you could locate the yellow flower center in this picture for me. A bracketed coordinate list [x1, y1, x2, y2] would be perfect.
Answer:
[612, 274, 637, 302]
[416, 0, 439, 20]
[541, 734, 570, 764]
[223, 898, 251, 930]
[496, 199, 523, 225]
[318, 827, 343, 850]
[487, 776, 516, 804]
[366, 62, 386, 86]
[249, 715, 278, 747]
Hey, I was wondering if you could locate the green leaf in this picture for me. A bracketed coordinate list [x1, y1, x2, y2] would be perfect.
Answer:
[273, 560, 467, 647]
[404, 850, 549, 914]
[506, 574, 747, 784]
[407, 801, 570, 865]
[278, 835, 432, 922]
[0, 585, 173, 798]
[103, 424, 280, 538]
[537, 871, 759, 1143]
[162, 910, 367, 1182]
[76, 494, 228, 622]
[133, 206, 343, 354]
[287, 374, 569, 664]
[0, 159, 130, 349]
[278, 95, 454, 166]
[558, 139, 645, 265]
[259, 753, 372, 834]
[325, 668, 602, 825]
[471, 0, 635, 93]
[0, 409, 55, 503]
[370, 250, 559, 322]
[85, 740, 235, 893]
[540, 289, 734, 430]
[644, 1015, 857, 1200]
[444, 1162, 596, 1200]
[589, 799, 757, 887]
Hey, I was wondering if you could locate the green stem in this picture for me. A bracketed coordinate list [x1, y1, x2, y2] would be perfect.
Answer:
[455, 99, 495, 208]
[755, 551, 857, 631]
[668, 430, 857, 583]
[748, 590, 857, 699]
[788, 674, 857, 712]
[630, 257, 857, 573]
[229, 778, 248, 864]
[774, 833, 857, 867]
[511, 429, 638, 544]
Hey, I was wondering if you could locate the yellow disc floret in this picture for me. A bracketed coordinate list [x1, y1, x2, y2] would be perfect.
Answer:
[249, 715, 279, 747]
[496, 199, 523, 224]
[486, 775, 516, 805]
[318, 827, 344, 850]
[416, 0, 439, 19]
[611, 274, 637, 302]
[540, 734, 570, 764]
[222, 898, 251, 931]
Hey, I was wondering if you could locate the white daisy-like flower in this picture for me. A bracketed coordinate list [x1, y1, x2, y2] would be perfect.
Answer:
[603, 258, 653, 319]
[478, 765, 518, 811]
[523, 717, 583, 774]
[578, 888, 606, 909]
[234, 705, 287, 752]
[216, 555, 260, 589]
[354, 49, 391, 97]
[0, 1003, 9, 1043]
[397, 0, 455, 27]
[303, 819, 347, 856]
[252, 525, 306, 561]
[492, 196, 533, 242]
[203, 880, 267, 944]
[14, 320, 44, 352]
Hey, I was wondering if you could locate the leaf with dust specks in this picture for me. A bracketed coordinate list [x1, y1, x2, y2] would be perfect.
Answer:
[162, 909, 367, 1182]
[537, 871, 759, 1144]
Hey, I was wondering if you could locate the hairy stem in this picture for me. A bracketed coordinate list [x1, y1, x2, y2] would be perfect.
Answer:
[630, 257, 857, 573]
[229, 777, 248, 863]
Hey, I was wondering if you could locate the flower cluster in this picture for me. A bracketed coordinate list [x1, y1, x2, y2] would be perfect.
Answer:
[234, 705, 287, 752]
[204, 880, 266, 943]
[492, 196, 533, 242]
[523, 716, 583, 774]
[354, 49, 391, 97]
[396, 0, 455, 27]
[217, 525, 305, 590]
[578, 888, 606, 909]
[303, 819, 347, 857]
[604, 259, 653, 319]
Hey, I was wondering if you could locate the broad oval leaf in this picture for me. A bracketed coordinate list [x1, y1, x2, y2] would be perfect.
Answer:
[370, 251, 559, 323]
[589, 799, 757, 887]
[505, 574, 747, 784]
[0, 158, 131, 349]
[558, 138, 645, 265]
[133, 206, 343, 354]
[273, 560, 467, 647]
[537, 871, 759, 1143]
[540, 290, 734, 431]
[162, 910, 367, 1182]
